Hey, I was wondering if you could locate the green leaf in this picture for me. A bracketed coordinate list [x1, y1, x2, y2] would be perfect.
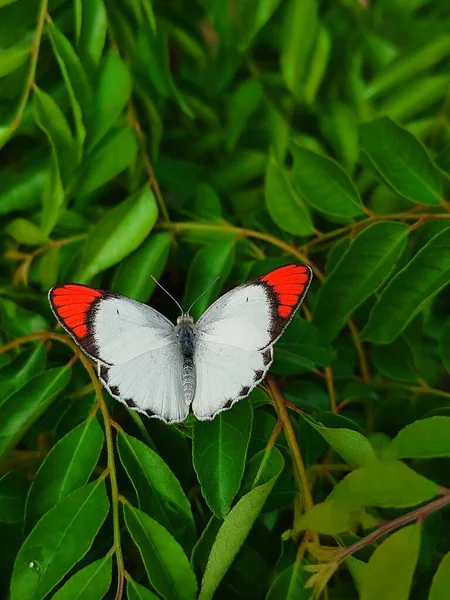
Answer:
[25, 417, 104, 528]
[193, 401, 253, 518]
[90, 50, 132, 148]
[5, 218, 49, 246]
[77, 126, 138, 194]
[359, 117, 442, 205]
[0, 367, 72, 463]
[117, 431, 196, 549]
[0, 471, 28, 524]
[227, 79, 262, 151]
[76, 186, 158, 283]
[236, 0, 282, 50]
[274, 318, 334, 372]
[429, 550, 450, 600]
[390, 417, 450, 459]
[198, 449, 283, 600]
[41, 151, 65, 236]
[39, 246, 59, 290]
[0, 44, 29, 78]
[183, 240, 235, 320]
[440, 321, 450, 374]
[0, 299, 48, 337]
[291, 144, 364, 218]
[295, 500, 355, 535]
[371, 337, 417, 383]
[127, 578, 159, 600]
[305, 417, 376, 469]
[78, 0, 107, 67]
[10, 481, 109, 600]
[360, 523, 421, 600]
[52, 555, 112, 600]
[124, 504, 198, 600]
[330, 460, 438, 510]
[435, 143, 450, 179]
[361, 227, 450, 343]
[280, 0, 317, 100]
[313, 222, 408, 339]
[111, 232, 171, 302]
[265, 155, 314, 237]
[34, 85, 78, 185]
[0, 344, 47, 404]
[266, 562, 311, 600]
[47, 20, 93, 151]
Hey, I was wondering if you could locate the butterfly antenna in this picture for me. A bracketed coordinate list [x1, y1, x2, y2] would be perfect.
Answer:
[151, 275, 184, 314]
[187, 276, 220, 315]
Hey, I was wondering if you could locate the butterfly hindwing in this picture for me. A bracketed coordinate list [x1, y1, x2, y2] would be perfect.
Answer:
[192, 264, 312, 419]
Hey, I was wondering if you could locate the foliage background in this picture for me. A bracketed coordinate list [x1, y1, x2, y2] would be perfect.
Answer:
[1, 0, 450, 599]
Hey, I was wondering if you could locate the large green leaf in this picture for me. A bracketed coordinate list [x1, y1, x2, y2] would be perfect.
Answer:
[265, 155, 314, 237]
[440, 321, 450, 374]
[0, 298, 48, 337]
[10, 481, 109, 600]
[117, 431, 196, 549]
[390, 417, 450, 459]
[75, 186, 158, 283]
[266, 562, 312, 600]
[295, 499, 355, 535]
[76, 0, 107, 67]
[127, 578, 159, 600]
[6, 218, 49, 246]
[359, 117, 442, 205]
[124, 504, 198, 600]
[0, 367, 72, 463]
[52, 555, 112, 600]
[429, 550, 450, 600]
[0, 344, 47, 404]
[291, 143, 364, 217]
[0, 471, 28, 524]
[0, 44, 29, 78]
[193, 401, 253, 518]
[313, 222, 409, 339]
[25, 417, 104, 528]
[227, 79, 262, 151]
[361, 227, 450, 343]
[360, 523, 421, 600]
[182, 240, 235, 320]
[198, 448, 283, 600]
[111, 232, 171, 303]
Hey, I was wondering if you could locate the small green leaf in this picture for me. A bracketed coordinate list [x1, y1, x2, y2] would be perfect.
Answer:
[390, 417, 450, 459]
[305, 417, 376, 468]
[371, 337, 417, 383]
[25, 418, 104, 528]
[313, 222, 409, 340]
[274, 318, 334, 372]
[183, 240, 235, 320]
[265, 156, 314, 236]
[361, 227, 450, 343]
[236, 0, 282, 50]
[0, 471, 28, 524]
[10, 481, 109, 600]
[295, 500, 355, 535]
[90, 50, 132, 148]
[227, 79, 262, 151]
[78, 0, 107, 67]
[0, 367, 72, 463]
[111, 232, 171, 303]
[435, 143, 450, 179]
[0, 299, 48, 337]
[52, 555, 112, 600]
[429, 550, 450, 600]
[41, 151, 65, 236]
[77, 126, 138, 194]
[193, 401, 253, 518]
[5, 218, 49, 246]
[291, 144, 364, 218]
[266, 562, 311, 600]
[127, 578, 159, 600]
[359, 117, 442, 205]
[360, 523, 421, 600]
[124, 504, 198, 600]
[39, 246, 59, 290]
[280, 0, 317, 100]
[0, 44, 29, 78]
[0, 344, 47, 404]
[198, 448, 283, 600]
[117, 431, 196, 549]
[76, 186, 158, 283]
[330, 460, 438, 510]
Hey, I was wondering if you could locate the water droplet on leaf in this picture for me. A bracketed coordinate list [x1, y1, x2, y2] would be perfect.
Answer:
[28, 560, 41, 572]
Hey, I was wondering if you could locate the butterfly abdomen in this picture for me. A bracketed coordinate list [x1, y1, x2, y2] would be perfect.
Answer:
[178, 323, 196, 404]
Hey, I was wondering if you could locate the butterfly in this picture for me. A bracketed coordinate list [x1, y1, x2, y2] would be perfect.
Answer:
[48, 264, 312, 424]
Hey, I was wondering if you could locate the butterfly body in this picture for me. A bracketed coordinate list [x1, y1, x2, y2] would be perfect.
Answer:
[49, 264, 312, 423]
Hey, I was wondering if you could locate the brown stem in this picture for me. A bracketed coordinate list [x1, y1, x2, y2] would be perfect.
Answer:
[324, 368, 337, 413]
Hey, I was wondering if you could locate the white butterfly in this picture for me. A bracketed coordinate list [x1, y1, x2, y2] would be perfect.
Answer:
[49, 264, 312, 424]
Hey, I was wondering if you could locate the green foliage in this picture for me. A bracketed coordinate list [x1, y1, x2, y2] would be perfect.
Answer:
[0, 1, 450, 599]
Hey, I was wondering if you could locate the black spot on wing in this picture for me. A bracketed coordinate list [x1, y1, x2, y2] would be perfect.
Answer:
[223, 399, 233, 409]
[254, 369, 264, 381]
[125, 398, 137, 408]
[263, 349, 271, 366]
[240, 386, 250, 397]
[99, 364, 109, 383]
[109, 384, 120, 397]
[144, 408, 156, 418]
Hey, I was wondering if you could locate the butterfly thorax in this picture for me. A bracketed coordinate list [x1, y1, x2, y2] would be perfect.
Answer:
[175, 315, 196, 405]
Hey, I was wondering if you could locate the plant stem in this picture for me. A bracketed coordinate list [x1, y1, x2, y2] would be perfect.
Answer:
[324, 368, 337, 413]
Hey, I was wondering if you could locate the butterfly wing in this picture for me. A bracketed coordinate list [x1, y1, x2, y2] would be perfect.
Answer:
[192, 264, 312, 420]
[49, 284, 188, 423]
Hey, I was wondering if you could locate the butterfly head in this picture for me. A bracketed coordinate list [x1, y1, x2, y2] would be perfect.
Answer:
[176, 314, 194, 326]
